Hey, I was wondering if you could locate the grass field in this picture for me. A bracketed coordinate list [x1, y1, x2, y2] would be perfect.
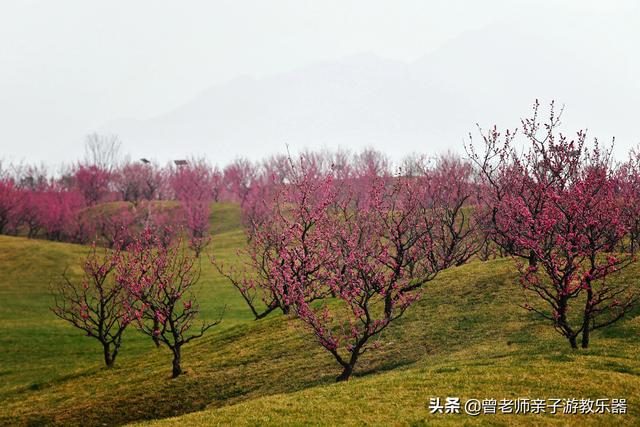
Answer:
[0, 203, 638, 426]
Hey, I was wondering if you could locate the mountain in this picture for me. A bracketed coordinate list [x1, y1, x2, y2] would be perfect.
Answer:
[101, 20, 640, 165]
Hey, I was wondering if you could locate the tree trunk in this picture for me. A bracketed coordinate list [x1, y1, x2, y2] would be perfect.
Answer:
[103, 343, 114, 367]
[581, 326, 590, 349]
[336, 346, 362, 382]
[581, 284, 593, 349]
[336, 364, 353, 382]
[568, 335, 578, 349]
[171, 347, 182, 378]
[384, 295, 393, 318]
[528, 250, 537, 267]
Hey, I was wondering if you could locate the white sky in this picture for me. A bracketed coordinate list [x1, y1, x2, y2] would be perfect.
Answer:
[0, 0, 638, 166]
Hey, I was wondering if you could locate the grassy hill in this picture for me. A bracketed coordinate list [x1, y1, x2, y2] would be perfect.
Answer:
[0, 203, 638, 426]
[0, 203, 250, 400]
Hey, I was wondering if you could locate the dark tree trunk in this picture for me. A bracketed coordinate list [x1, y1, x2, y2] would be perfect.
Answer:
[103, 343, 114, 367]
[556, 298, 577, 349]
[111, 340, 121, 365]
[581, 326, 590, 349]
[336, 345, 363, 382]
[528, 250, 537, 267]
[336, 364, 353, 382]
[384, 295, 393, 318]
[581, 283, 594, 349]
[171, 346, 182, 378]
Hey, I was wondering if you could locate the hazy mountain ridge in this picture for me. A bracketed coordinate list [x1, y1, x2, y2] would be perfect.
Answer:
[101, 22, 640, 164]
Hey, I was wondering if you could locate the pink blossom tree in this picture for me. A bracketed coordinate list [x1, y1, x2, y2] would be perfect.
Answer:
[210, 166, 224, 202]
[214, 162, 334, 319]
[37, 187, 85, 241]
[466, 109, 539, 265]
[19, 190, 42, 238]
[222, 158, 257, 203]
[138, 202, 179, 249]
[92, 203, 136, 248]
[293, 174, 446, 381]
[10, 164, 50, 237]
[171, 159, 215, 256]
[471, 101, 638, 349]
[225, 159, 446, 381]
[423, 154, 486, 268]
[119, 229, 223, 377]
[0, 177, 21, 234]
[181, 198, 211, 257]
[114, 162, 162, 203]
[51, 244, 130, 367]
[514, 147, 636, 348]
[73, 165, 112, 206]
[616, 147, 640, 255]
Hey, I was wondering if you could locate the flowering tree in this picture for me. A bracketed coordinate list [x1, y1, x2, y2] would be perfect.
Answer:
[92, 203, 136, 248]
[226, 159, 445, 381]
[617, 148, 640, 255]
[51, 244, 130, 367]
[515, 152, 636, 348]
[353, 148, 390, 179]
[18, 190, 42, 238]
[0, 177, 20, 234]
[73, 165, 112, 206]
[65, 211, 97, 244]
[222, 158, 257, 203]
[114, 162, 162, 203]
[181, 198, 211, 257]
[471, 101, 638, 349]
[291, 175, 443, 381]
[138, 202, 179, 249]
[119, 229, 222, 378]
[220, 154, 488, 379]
[423, 154, 486, 268]
[7, 164, 50, 237]
[37, 188, 85, 241]
[350, 148, 391, 198]
[210, 167, 224, 202]
[261, 154, 293, 186]
[214, 162, 333, 319]
[171, 159, 215, 256]
[466, 111, 537, 265]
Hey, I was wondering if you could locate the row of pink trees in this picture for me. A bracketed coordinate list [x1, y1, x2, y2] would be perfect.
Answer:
[2, 144, 403, 255]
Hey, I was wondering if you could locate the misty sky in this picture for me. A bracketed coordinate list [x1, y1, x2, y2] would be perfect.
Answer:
[1, 1, 639, 168]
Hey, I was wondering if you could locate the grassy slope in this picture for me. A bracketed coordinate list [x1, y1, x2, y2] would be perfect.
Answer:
[0, 203, 638, 426]
[139, 261, 640, 427]
[0, 203, 250, 398]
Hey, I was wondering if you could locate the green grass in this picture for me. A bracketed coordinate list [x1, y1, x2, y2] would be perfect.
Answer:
[0, 203, 252, 399]
[0, 202, 639, 426]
